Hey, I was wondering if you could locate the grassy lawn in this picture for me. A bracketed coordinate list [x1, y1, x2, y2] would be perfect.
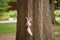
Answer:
[0, 22, 60, 35]
[0, 19, 60, 35]
[54, 29, 60, 35]
[0, 22, 16, 34]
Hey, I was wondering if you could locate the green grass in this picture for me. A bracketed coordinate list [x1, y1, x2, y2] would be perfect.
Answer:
[0, 22, 16, 34]
[54, 29, 60, 33]
[54, 29, 60, 35]
[0, 21, 60, 36]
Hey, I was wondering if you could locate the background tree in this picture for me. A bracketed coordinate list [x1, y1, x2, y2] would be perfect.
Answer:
[0, 0, 9, 12]
[50, 0, 56, 24]
[0, 0, 17, 20]
[0, 0, 17, 12]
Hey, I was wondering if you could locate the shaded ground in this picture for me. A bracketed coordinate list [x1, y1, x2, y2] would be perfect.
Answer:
[0, 24, 60, 40]
[53, 24, 60, 40]
[56, 36, 60, 40]
[0, 33, 16, 40]
[53, 24, 60, 29]
[0, 24, 16, 40]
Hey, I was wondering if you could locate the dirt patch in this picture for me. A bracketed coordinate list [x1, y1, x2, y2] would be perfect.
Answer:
[53, 24, 60, 29]
[0, 33, 16, 40]
[52, 24, 60, 40]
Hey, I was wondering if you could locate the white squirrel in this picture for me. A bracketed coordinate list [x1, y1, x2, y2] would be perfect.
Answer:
[26, 17, 33, 36]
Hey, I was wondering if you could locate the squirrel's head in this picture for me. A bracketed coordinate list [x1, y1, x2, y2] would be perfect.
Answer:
[26, 17, 32, 21]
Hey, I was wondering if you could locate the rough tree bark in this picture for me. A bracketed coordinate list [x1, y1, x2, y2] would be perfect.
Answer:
[16, 0, 33, 40]
[16, 0, 29, 40]
[32, 0, 56, 40]
[49, 0, 55, 24]
[16, 0, 56, 40]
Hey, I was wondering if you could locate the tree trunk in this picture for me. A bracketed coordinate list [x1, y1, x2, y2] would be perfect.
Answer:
[32, 0, 56, 40]
[16, 0, 56, 40]
[16, 0, 33, 40]
[16, 0, 29, 40]
[49, 0, 55, 24]
[58, 0, 60, 9]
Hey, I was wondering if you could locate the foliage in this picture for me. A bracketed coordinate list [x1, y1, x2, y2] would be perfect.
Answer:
[54, 10, 60, 24]
[0, 0, 17, 20]
[54, 10, 60, 17]
[6, 0, 17, 2]
[9, 0, 17, 2]
[0, 10, 17, 20]
[0, 0, 9, 12]
[0, 0, 17, 12]
[0, 12, 10, 20]
[54, 0, 57, 4]
[9, 10, 17, 18]
[55, 18, 60, 24]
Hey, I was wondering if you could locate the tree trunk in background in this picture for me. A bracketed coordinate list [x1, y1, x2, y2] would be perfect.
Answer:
[58, 0, 60, 9]
[16, 0, 56, 40]
[50, 0, 56, 24]
[8, 2, 17, 10]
